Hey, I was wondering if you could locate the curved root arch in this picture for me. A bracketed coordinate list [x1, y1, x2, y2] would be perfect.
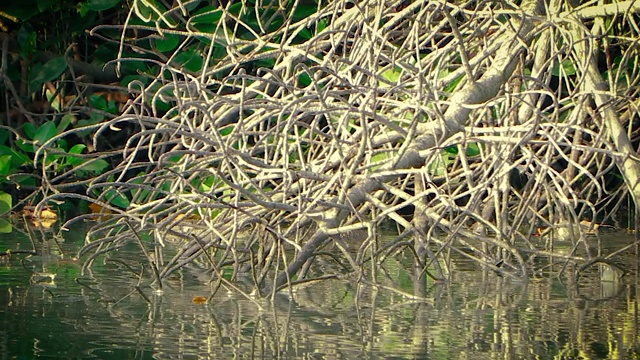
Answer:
[43, 0, 640, 296]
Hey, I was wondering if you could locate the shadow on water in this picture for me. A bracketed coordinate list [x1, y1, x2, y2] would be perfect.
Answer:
[1, 221, 640, 359]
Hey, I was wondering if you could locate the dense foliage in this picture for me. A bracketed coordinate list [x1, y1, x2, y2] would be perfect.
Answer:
[0, 0, 129, 221]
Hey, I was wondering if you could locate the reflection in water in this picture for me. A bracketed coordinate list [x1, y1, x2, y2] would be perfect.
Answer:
[1, 226, 639, 359]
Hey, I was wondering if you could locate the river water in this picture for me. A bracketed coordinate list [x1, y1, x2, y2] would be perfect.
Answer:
[1, 222, 639, 359]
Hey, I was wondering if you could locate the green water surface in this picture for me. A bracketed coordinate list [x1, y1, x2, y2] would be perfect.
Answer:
[1, 222, 639, 359]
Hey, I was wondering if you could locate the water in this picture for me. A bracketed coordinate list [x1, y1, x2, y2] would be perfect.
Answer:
[1, 222, 640, 359]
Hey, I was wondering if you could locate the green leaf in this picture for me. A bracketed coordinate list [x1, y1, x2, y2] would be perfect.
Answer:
[2, 1, 42, 21]
[34, 121, 57, 146]
[68, 144, 86, 155]
[0, 192, 12, 215]
[85, 0, 122, 11]
[0, 218, 12, 233]
[106, 100, 119, 115]
[46, 88, 61, 111]
[58, 114, 75, 133]
[562, 59, 576, 76]
[298, 28, 312, 40]
[219, 125, 234, 136]
[444, 74, 464, 93]
[317, 18, 328, 33]
[104, 189, 130, 208]
[45, 153, 61, 165]
[120, 74, 149, 87]
[466, 143, 480, 156]
[255, 58, 276, 68]
[12, 175, 36, 187]
[93, 44, 120, 66]
[0, 155, 12, 176]
[15, 139, 33, 154]
[191, 6, 222, 25]
[88, 94, 108, 110]
[65, 144, 87, 167]
[37, 0, 57, 11]
[129, 178, 157, 204]
[174, 49, 203, 73]
[227, 2, 243, 15]
[78, 3, 91, 17]
[371, 152, 388, 163]
[23, 123, 36, 140]
[154, 34, 181, 52]
[20, 32, 38, 59]
[66, 157, 83, 167]
[17, 24, 37, 58]
[75, 116, 102, 138]
[79, 159, 109, 173]
[428, 152, 454, 177]
[0, 145, 30, 167]
[31, 57, 68, 85]
[370, 151, 394, 172]
[297, 72, 312, 87]
[152, 99, 171, 113]
[291, 4, 318, 22]
[165, 155, 182, 164]
[134, 0, 166, 22]
[444, 146, 458, 155]
[0, 129, 9, 145]
[552, 59, 576, 76]
[198, 175, 222, 192]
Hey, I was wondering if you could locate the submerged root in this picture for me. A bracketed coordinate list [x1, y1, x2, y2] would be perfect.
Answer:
[39, 0, 640, 297]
